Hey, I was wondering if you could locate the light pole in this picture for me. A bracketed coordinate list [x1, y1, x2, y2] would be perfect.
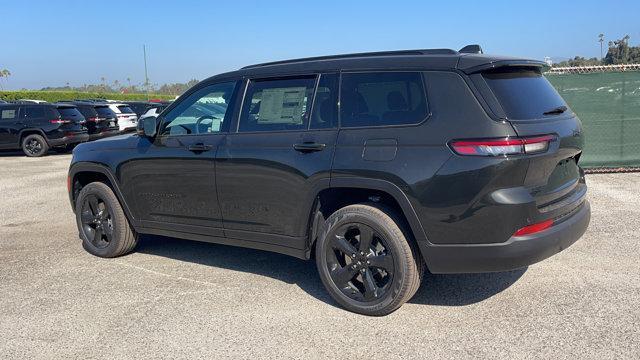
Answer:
[143, 45, 150, 100]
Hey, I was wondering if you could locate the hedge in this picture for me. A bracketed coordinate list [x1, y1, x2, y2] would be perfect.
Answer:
[0, 91, 175, 103]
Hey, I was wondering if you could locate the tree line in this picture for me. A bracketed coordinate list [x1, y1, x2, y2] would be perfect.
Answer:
[554, 35, 640, 67]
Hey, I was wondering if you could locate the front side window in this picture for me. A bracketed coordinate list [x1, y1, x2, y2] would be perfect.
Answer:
[1, 106, 18, 120]
[160, 81, 237, 136]
[340, 72, 428, 128]
[239, 76, 316, 132]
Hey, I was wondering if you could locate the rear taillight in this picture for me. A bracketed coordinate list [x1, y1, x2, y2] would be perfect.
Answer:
[87, 117, 98, 122]
[450, 135, 556, 157]
[513, 219, 554, 237]
[50, 119, 71, 124]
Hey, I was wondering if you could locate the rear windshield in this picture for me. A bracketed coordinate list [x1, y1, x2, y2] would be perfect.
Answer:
[77, 106, 98, 118]
[57, 107, 83, 119]
[95, 106, 116, 117]
[117, 105, 135, 114]
[482, 67, 567, 120]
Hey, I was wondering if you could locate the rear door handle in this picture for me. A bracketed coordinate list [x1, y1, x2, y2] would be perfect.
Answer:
[187, 143, 212, 153]
[293, 142, 326, 153]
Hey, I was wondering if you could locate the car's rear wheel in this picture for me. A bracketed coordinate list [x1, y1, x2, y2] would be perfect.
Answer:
[75, 182, 138, 258]
[315, 204, 423, 316]
[21, 134, 49, 157]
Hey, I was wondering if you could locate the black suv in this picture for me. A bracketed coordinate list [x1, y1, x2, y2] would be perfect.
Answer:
[68, 46, 590, 315]
[1, 102, 89, 156]
[68, 102, 120, 140]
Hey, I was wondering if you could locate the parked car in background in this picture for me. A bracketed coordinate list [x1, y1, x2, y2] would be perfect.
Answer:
[68, 102, 120, 140]
[68, 46, 590, 315]
[0, 102, 88, 156]
[106, 103, 138, 132]
[17, 99, 48, 104]
[138, 102, 171, 121]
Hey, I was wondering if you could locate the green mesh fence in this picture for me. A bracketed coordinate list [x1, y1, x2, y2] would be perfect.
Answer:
[547, 71, 640, 168]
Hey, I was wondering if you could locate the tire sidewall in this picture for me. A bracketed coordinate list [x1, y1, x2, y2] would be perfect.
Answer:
[75, 183, 124, 258]
[316, 205, 410, 315]
[22, 135, 48, 157]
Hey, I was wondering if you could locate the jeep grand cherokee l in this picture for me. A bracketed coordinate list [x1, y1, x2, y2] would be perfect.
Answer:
[67, 46, 590, 315]
[0, 102, 89, 156]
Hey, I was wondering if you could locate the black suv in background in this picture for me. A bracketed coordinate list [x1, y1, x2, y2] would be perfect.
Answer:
[68, 46, 590, 315]
[1, 102, 89, 156]
[68, 102, 120, 140]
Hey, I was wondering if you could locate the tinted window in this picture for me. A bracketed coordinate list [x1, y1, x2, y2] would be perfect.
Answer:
[76, 106, 98, 118]
[57, 107, 83, 119]
[340, 72, 428, 128]
[1, 106, 18, 120]
[161, 81, 237, 136]
[239, 77, 316, 132]
[24, 106, 45, 118]
[482, 68, 567, 120]
[95, 106, 116, 118]
[117, 105, 135, 114]
[310, 73, 338, 129]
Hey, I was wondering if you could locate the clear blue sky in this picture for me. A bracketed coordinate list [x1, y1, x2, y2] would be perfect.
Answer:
[1, 0, 639, 90]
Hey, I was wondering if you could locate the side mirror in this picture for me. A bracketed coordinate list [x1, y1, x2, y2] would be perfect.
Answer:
[137, 116, 158, 138]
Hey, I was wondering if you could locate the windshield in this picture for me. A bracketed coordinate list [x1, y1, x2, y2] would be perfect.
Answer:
[483, 67, 568, 120]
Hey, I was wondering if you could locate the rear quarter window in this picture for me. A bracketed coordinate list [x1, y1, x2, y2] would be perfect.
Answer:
[340, 72, 428, 128]
[482, 67, 568, 120]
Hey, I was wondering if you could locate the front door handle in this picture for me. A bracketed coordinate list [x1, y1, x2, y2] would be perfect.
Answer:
[293, 142, 326, 153]
[187, 143, 212, 153]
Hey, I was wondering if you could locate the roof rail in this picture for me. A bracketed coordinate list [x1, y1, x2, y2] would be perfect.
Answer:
[241, 48, 458, 69]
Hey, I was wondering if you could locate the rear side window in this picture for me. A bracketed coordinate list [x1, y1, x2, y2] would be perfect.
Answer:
[310, 73, 338, 129]
[57, 107, 83, 119]
[117, 105, 135, 114]
[482, 67, 567, 120]
[24, 106, 45, 118]
[239, 76, 316, 132]
[340, 72, 428, 128]
[95, 106, 116, 118]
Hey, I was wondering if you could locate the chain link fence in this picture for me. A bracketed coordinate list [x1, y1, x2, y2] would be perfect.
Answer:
[546, 66, 640, 169]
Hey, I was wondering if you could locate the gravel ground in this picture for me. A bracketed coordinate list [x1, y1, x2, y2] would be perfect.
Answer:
[0, 151, 638, 359]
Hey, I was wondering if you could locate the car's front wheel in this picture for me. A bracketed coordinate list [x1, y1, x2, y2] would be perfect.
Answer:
[75, 182, 138, 258]
[315, 204, 424, 316]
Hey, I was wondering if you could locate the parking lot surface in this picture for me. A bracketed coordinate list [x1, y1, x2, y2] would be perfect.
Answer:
[0, 151, 638, 359]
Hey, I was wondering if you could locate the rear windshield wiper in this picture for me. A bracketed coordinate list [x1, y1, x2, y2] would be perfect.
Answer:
[543, 105, 567, 116]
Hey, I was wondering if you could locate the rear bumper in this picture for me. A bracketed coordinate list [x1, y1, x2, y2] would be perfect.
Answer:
[48, 133, 90, 147]
[421, 200, 590, 273]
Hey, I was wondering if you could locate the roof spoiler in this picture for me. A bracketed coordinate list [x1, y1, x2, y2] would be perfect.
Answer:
[459, 44, 483, 54]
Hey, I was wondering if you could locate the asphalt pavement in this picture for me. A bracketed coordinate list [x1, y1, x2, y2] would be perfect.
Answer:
[0, 151, 638, 359]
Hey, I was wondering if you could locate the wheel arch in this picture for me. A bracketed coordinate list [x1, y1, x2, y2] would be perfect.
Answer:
[68, 162, 137, 228]
[305, 177, 429, 259]
[19, 129, 48, 145]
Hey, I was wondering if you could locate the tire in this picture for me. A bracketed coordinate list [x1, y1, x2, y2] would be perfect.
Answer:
[21, 134, 49, 157]
[315, 203, 424, 316]
[75, 182, 138, 258]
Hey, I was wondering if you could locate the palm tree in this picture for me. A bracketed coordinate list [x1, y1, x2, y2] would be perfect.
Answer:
[598, 34, 605, 60]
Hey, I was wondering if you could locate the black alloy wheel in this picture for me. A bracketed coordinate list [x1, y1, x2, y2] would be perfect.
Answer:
[327, 223, 395, 302]
[79, 194, 113, 249]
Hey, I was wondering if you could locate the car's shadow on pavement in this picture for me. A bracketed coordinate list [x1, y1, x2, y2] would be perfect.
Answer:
[136, 235, 526, 309]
